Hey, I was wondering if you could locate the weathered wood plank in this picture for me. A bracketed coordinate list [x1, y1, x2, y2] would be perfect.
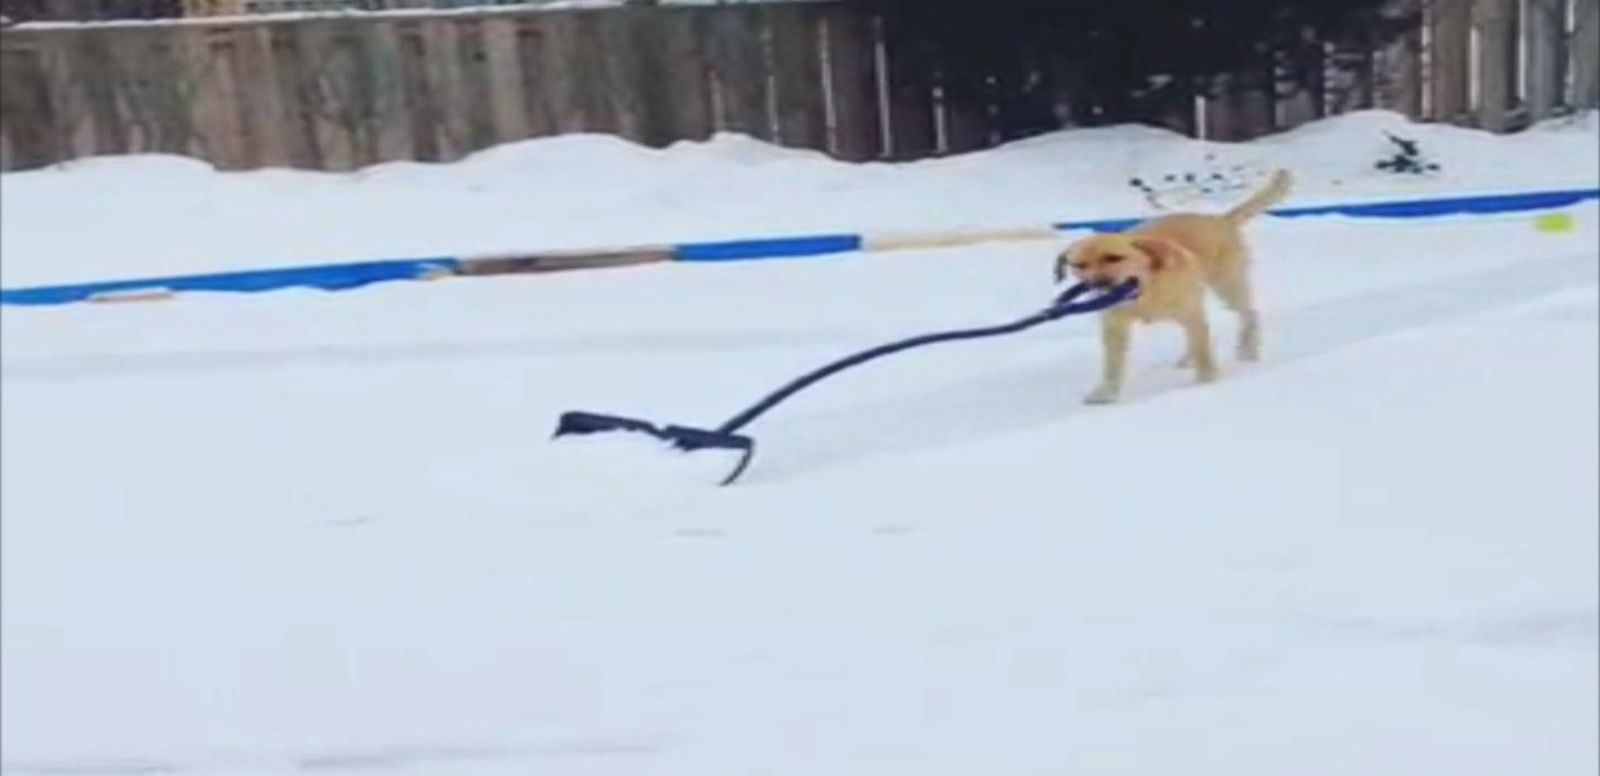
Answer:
[394, 20, 439, 162]
[228, 25, 278, 166]
[533, 11, 600, 135]
[940, 69, 991, 154]
[593, 8, 650, 144]
[451, 17, 496, 155]
[1572, 0, 1599, 109]
[419, 18, 467, 162]
[654, 7, 713, 144]
[1207, 65, 1274, 141]
[613, 6, 712, 147]
[1375, 0, 1424, 116]
[334, 19, 397, 168]
[510, 14, 559, 138]
[0, 37, 62, 169]
[765, 2, 827, 150]
[190, 25, 246, 167]
[1274, 29, 1325, 130]
[1428, 0, 1471, 122]
[699, 4, 772, 140]
[1473, 0, 1518, 130]
[932, 32, 994, 153]
[820, 5, 881, 160]
[233, 24, 289, 167]
[360, 20, 411, 164]
[478, 16, 529, 143]
[880, 14, 934, 159]
[1524, 0, 1568, 119]
[32, 27, 92, 162]
[66, 27, 128, 157]
[122, 26, 199, 157]
[266, 21, 323, 168]
[1325, 15, 1377, 114]
[534, 10, 621, 136]
[295, 21, 355, 170]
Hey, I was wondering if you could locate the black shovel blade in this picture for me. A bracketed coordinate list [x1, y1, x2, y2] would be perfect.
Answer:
[554, 410, 660, 438]
[553, 411, 757, 486]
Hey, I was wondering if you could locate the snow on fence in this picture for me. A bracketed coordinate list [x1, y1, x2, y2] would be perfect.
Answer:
[0, 0, 1596, 173]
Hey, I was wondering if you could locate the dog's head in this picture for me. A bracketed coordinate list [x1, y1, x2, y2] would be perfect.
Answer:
[1054, 233, 1190, 288]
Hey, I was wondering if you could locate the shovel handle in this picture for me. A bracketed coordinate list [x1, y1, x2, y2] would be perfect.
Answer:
[713, 280, 1138, 435]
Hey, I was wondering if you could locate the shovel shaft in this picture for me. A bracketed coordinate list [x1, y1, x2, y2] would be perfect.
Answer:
[714, 280, 1137, 435]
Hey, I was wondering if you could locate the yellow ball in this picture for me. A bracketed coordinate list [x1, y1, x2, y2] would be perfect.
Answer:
[1534, 212, 1576, 233]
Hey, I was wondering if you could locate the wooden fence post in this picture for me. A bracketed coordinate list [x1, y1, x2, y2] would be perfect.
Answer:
[1376, 0, 1424, 117]
[1272, 24, 1326, 131]
[69, 27, 128, 157]
[1573, 0, 1599, 109]
[1207, 65, 1274, 141]
[1473, 0, 1518, 130]
[935, 38, 992, 154]
[766, 2, 828, 151]
[0, 37, 63, 170]
[820, 5, 882, 160]
[1524, 0, 1569, 120]
[879, 14, 935, 159]
[699, 5, 774, 142]
[635, 6, 713, 146]
[1429, 0, 1472, 123]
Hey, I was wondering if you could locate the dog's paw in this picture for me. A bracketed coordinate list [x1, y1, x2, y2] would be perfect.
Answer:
[1237, 345, 1261, 362]
[1083, 385, 1121, 404]
[1175, 353, 1195, 369]
[1196, 368, 1220, 384]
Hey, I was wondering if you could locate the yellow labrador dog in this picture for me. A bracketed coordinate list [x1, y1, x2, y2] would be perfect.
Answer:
[1055, 169, 1292, 404]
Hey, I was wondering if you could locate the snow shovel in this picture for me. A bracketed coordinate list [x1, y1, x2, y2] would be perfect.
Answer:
[553, 279, 1139, 486]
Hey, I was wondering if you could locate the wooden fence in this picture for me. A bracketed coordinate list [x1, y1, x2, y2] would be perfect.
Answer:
[2, 0, 1596, 173]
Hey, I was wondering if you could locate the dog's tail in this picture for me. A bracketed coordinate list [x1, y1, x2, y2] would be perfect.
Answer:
[1223, 169, 1293, 225]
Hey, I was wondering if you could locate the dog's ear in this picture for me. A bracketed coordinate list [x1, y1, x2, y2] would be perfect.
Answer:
[1053, 247, 1075, 283]
[1131, 236, 1189, 272]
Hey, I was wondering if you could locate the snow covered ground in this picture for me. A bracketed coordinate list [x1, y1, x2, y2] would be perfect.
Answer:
[2, 110, 1597, 775]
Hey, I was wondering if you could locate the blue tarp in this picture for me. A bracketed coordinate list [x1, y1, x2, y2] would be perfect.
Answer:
[3, 187, 1594, 307]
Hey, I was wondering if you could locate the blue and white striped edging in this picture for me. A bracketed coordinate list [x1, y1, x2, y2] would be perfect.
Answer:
[0, 258, 460, 307]
[678, 186, 1600, 262]
[2, 187, 1594, 307]
[674, 234, 864, 262]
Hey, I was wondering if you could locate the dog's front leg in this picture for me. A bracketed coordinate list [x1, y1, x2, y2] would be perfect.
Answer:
[1085, 313, 1133, 404]
[1179, 312, 1219, 383]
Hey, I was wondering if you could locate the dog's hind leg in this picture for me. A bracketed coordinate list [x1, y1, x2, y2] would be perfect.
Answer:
[1210, 269, 1261, 362]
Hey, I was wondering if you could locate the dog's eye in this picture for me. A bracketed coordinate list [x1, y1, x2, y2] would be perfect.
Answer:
[1104, 254, 1125, 264]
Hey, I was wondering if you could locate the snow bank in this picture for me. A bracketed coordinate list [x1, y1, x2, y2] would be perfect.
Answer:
[3, 110, 1595, 286]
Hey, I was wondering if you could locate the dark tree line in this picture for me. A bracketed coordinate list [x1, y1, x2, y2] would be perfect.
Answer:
[868, 0, 1418, 140]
